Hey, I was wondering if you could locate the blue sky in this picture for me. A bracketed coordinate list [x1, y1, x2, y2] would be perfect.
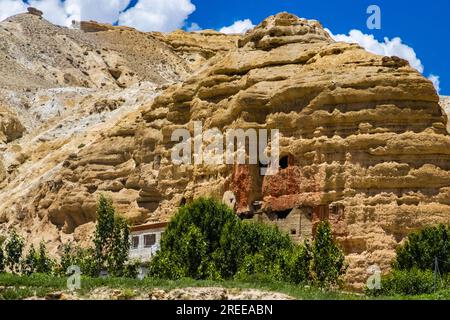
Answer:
[1, 0, 448, 94]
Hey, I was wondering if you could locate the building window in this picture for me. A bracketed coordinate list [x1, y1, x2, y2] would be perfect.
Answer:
[132, 236, 139, 249]
[144, 234, 156, 248]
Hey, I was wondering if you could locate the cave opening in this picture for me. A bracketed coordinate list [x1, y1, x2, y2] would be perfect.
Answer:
[274, 209, 291, 219]
[154, 155, 161, 170]
[279, 155, 289, 169]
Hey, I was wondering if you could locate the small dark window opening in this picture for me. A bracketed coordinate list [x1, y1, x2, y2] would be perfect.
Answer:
[279, 156, 289, 169]
[144, 234, 156, 248]
[290, 229, 297, 235]
[131, 236, 139, 249]
[275, 209, 291, 219]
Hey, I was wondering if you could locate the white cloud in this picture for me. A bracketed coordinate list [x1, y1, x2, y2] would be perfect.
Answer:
[1, 0, 196, 32]
[0, 0, 131, 27]
[428, 74, 440, 93]
[118, 0, 195, 32]
[219, 19, 254, 34]
[69, 0, 130, 24]
[28, 0, 69, 26]
[0, 0, 27, 22]
[186, 22, 201, 32]
[326, 29, 424, 73]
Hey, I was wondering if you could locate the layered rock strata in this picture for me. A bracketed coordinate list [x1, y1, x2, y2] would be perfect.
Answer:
[1, 12, 449, 288]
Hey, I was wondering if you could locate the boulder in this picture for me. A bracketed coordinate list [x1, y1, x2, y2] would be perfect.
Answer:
[27, 7, 43, 17]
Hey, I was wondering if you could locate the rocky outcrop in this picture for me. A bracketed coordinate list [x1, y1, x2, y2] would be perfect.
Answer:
[152, 30, 239, 71]
[0, 12, 449, 289]
[80, 21, 116, 33]
[441, 96, 450, 133]
[0, 105, 25, 144]
[24, 286, 295, 300]
[27, 7, 43, 17]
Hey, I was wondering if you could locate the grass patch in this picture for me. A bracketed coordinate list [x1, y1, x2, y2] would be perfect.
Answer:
[1, 273, 449, 300]
[0, 273, 357, 300]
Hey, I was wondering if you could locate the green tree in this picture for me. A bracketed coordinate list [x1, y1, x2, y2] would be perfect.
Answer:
[5, 230, 24, 274]
[22, 245, 38, 275]
[36, 242, 54, 274]
[150, 198, 307, 283]
[0, 237, 5, 273]
[59, 243, 75, 275]
[93, 194, 130, 276]
[108, 216, 131, 276]
[149, 198, 234, 280]
[94, 195, 115, 272]
[286, 242, 312, 284]
[310, 221, 346, 286]
[57, 242, 97, 277]
[394, 224, 450, 273]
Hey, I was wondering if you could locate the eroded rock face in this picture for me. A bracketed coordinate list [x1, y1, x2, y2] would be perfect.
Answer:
[441, 96, 450, 133]
[0, 13, 231, 251]
[0, 13, 192, 90]
[1, 12, 449, 289]
[0, 104, 25, 144]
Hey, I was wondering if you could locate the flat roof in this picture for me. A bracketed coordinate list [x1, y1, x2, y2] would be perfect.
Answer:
[130, 221, 168, 232]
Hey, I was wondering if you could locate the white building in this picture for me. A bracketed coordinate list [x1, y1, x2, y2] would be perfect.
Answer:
[129, 222, 167, 262]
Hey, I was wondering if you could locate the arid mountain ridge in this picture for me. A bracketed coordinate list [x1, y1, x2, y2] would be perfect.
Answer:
[0, 11, 449, 288]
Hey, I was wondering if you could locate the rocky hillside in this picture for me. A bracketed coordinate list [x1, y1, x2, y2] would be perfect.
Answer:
[1, 11, 450, 289]
[0, 12, 236, 245]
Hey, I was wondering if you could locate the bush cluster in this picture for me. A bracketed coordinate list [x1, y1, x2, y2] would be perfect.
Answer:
[0, 230, 55, 276]
[149, 198, 347, 287]
[368, 224, 450, 296]
[395, 224, 450, 273]
[0, 195, 137, 278]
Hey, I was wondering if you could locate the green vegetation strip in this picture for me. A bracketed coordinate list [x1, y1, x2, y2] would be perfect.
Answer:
[2, 273, 450, 300]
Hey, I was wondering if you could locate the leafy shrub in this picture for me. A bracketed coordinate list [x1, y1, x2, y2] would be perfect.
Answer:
[22, 245, 38, 275]
[286, 244, 312, 285]
[0, 238, 5, 273]
[58, 243, 76, 275]
[56, 242, 97, 277]
[367, 224, 450, 296]
[52, 195, 131, 278]
[36, 242, 55, 274]
[310, 221, 347, 286]
[395, 224, 450, 273]
[149, 198, 346, 287]
[123, 260, 142, 279]
[20, 242, 55, 276]
[371, 269, 437, 296]
[5, 230, 24, 274]
[94, 194, 131, 277]
[149, 198, 242, 280]
[148, 198, 299, 281]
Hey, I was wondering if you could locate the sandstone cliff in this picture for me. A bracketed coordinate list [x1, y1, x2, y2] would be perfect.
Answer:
[441, 96, 450, 133]
[1, 12, 449, 289]
[0, 13, 228, 246]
